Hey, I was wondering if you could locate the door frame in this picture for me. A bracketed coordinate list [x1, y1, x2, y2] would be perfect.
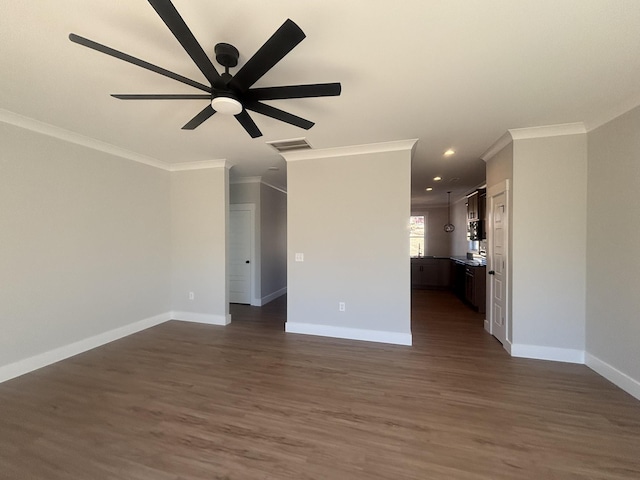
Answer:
[229, 203, 258, 306]
[486, 179, 511, 352]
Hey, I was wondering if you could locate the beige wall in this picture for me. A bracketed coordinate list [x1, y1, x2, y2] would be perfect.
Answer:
[0, 122, 171, 369]
[586, 105, 640, 390]
[411, 206, 450, 257]
[286, 144, 413, 344]
[260, 184, 287, 301]
[170, 167, 229, 324]
[512, 133, 587, 356]
[449, 198, 469, 257]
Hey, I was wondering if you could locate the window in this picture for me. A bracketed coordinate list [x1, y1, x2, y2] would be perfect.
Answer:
[409, 215, 425, 257]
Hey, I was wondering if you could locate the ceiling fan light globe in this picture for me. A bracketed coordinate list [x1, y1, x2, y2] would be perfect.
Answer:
[211, 96, 242, 115]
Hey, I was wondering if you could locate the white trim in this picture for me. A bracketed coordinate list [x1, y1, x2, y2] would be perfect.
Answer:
[0, 108, 169, 170]
[481, 132, 512, 162]
[169, 159, 232, 171]
[261, 180, 287, 194]
[510, 344, 585, 364]
[0, 108, 236, 173]
[508, 122, 586, 140]
[285, 322, 412, 346]
[481, 123, 587, 162]
[503, 339, 513, 355]
[257, 287, 287, 306]
[171, 311, 231, 325]
[0, 312, 171, 384]
[585, 353, 640, 402]
[230, 176, 287, 194]
[281, 139, 418, 162]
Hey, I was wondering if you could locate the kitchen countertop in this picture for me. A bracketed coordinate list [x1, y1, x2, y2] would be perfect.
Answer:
[411, 256, 486, 267]
[450, 256, 487, 267]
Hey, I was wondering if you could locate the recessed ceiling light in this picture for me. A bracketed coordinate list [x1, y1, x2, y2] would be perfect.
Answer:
[433, 176, 442, 181]
[425, 187, 433, 191]
[444, 149, 455, 156]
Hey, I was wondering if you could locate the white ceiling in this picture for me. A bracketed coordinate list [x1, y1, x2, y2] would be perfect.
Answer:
[2, 1, 640, 206]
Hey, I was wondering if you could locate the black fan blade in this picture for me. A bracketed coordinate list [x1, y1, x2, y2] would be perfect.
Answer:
[246, 83, 341, 100]
[244, 101, 314, 130]
[234, 110, 262, 138]
[147, 0, 222, 87]
[112, 94, 211, 100]
[229, 19, 306, 93]
[182, 105, 216, 130]
[69, 34, 211, 93]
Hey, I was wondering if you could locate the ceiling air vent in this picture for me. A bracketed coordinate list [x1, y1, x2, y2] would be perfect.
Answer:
[266, 138, 312, 153]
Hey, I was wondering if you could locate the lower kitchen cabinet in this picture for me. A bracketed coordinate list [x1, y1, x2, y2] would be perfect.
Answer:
[450, 259, 486, 313]
[464, 265, 486, 313]
[411, 257, 451, 288]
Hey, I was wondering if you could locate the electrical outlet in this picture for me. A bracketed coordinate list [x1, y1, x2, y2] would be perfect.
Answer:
[295, 253, 304, 262]
[339, 302, 346, 312]
[189, 292, 195, 300]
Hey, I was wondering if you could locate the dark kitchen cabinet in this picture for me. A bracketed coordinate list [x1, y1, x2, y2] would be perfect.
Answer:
[464, 265, 486, 313]
[466, 188, 487, 240]
[411, 258, 451, 288]
[467, 192, 479, 221]
[450, 259, 486, 313]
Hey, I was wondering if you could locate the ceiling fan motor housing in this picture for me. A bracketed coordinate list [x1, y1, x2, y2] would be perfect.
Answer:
[215, 43, 239, 68]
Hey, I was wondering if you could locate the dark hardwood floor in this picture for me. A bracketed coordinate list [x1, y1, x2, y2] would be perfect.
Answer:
[1, 290, 639, 479]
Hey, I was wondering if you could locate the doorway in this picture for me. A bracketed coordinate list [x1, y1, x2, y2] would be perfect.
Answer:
[486, 180, 510, 348]
[229, 204, 255, 305]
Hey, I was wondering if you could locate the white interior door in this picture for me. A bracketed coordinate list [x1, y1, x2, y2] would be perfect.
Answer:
[488, 188, 508, 345]
[229, 207, 253, 304]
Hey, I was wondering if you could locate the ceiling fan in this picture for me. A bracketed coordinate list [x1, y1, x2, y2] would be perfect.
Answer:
[69, 0, 341, 138]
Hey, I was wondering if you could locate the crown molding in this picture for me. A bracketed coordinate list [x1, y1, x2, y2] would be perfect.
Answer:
[0, 108, 169, 170]
[508, 122, 586, 140]
[480, 132, 512, 162]
[229, 176, 287, 194]
[169, 159, 231, 171]
[281, 139, 418, 162]
[481, 123, 587, 162]
[261, 180, 287, 194]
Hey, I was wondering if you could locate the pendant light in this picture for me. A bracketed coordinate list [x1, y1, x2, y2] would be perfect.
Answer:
[444, 191, 455, 233]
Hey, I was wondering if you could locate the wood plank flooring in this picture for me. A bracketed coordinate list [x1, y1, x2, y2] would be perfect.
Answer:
[1, 290, 639, 479]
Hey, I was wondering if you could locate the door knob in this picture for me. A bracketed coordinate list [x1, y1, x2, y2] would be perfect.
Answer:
[488, 270, 495, 275]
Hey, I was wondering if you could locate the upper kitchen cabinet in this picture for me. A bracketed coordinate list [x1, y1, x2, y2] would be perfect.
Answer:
[467, 191, 479, 221]
[466, 188, 487, 240]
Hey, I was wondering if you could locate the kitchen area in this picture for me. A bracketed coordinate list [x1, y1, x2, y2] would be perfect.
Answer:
[411, 188, 487, 313]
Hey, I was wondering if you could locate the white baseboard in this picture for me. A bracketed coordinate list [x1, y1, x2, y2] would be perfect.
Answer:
[256, 287, 287, 307]
[585, 353, 640, 402]
[0, 312, 171, 384]
[510, 343, 585, 364]
[171, 311, 231, 325]
[285, 322, 412, 346]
